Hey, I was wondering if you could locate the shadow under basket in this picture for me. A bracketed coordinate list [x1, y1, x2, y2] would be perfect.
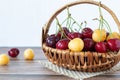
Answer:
[42, 0, 120, 72]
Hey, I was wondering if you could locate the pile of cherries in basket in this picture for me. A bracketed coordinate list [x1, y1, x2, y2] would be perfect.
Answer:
[46, 26, 120, 53]
[45, 7, 120, 53]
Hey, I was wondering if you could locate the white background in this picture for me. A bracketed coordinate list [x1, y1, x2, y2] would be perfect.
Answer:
[0, 0, 120, 47]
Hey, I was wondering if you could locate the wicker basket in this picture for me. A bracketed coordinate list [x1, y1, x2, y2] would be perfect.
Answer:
[42, 0, 120, 72]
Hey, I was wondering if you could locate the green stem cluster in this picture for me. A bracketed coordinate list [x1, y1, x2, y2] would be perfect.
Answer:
[98, 2, 112, 33]
[56, 17, 71, 40]
[61, 7, 82, 32]
[55, 7, 85, 39]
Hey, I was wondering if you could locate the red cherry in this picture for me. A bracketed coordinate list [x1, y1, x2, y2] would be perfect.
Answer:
[56, 39, 69, 50]
[51, 33, 61, 42]
[68, 32, 83, 39]
[83, 38, 95, 51]
[62, 27, 69, 35]
[82, 27, 93, 38]
[46, 35, 60, 48]
[95, 42, 107, 53]
[8, 48, 20, 57]
[107, 38, 120, 51]
[56, 32, 61, 38]
[106, 32, 109, 37]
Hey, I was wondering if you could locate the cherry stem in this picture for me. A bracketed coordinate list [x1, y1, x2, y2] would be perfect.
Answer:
[103, 19, 112, 33]
[55, 20, 58, 35]
[61, 18, 67, 25]
[98, 2, 103, 30]
[66, 7, 71, 29]
[93, 18, 112, 33]
[99, 2, 102, 18]
[78, 22, 83, 32]
[70, 17, 82, 30]
[67, 7, 82, 32]
[55, 17, 71, 40]
[61, 7, 83, 32]
[98, 1, 112, 33]
[70, 22, 75, 32]
[68, 15, 73, 32]
[66, 16, 69, 28]
[84, 21, 87, 27]
[61, 7, 71, 27]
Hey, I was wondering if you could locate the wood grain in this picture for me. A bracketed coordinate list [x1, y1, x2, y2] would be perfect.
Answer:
[0, 47, 120, 80]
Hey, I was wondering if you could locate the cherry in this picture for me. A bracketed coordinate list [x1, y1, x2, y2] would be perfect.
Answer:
[68, 38, 84, 52]
[83, 38, 95, 51]
[62, 27, 69, 35]
[0, 54, 9, 65]
[56, 39, 69, 50]
[24, 49, 34, 60]
[68, 32, 83, 39]
[107, 38, 120, 51]
[95, 42, 107, 53]
[51, 33, 61, 42]
[92, 29, 106, 42]
[107, 32, 120, 40]
[106, 32, 109, 37]
[56, 32, 61, 39]
[8, 48, 20, 57]
[82, 27, 93, 38]
[46, 35, 60, 48]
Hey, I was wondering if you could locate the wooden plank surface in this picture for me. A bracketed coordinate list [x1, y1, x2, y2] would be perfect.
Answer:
[0, 47, 120, 80]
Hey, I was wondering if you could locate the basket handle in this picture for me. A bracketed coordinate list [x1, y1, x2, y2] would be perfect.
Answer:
[42, 0, 120, 43]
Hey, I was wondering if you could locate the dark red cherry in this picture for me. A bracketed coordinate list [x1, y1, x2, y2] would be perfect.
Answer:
[8, 48, 20, 57]
[56, 39, 69, 50]
[68, 32, 83, 39]
[62, 27, 69, 35]
[95, 42, 107, 53]
[51, 33, 61, 42]
[82, 27, 93, 38]
[46, 35, 59, 48]
[107, 38, 120, 51]
[83, 38, 95, 51]
[106, 32, 109, 37]
[56, 32, 61, 39]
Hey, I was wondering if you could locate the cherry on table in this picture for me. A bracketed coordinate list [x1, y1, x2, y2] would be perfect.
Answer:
[8, 48, 20, 58]
[0, 54, 9, 65]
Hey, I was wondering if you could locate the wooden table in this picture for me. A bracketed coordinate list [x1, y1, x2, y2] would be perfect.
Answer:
[0, 47, 120, 80]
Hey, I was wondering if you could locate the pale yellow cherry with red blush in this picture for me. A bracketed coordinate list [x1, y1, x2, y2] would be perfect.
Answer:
[92, 29, 106, 42]
[68, 38, 84, 52]
[24, 49, 35, 60]
[0, 54, 10, 66]
[107, 32, 120, 40]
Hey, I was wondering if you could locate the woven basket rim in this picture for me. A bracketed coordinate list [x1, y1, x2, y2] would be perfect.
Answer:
[43, 43, 118, 55]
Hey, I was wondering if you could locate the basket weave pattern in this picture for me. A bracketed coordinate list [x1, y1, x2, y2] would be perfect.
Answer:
[42, 0, 120, 72]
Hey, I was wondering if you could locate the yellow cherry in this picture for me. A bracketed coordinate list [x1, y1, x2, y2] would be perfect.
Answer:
[92, 29, 106, 42]
[24, 49, 35, 60]
[107, 32, 120, 40]
[0, 54, 9, 65]
[68, 38, 84, 52]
